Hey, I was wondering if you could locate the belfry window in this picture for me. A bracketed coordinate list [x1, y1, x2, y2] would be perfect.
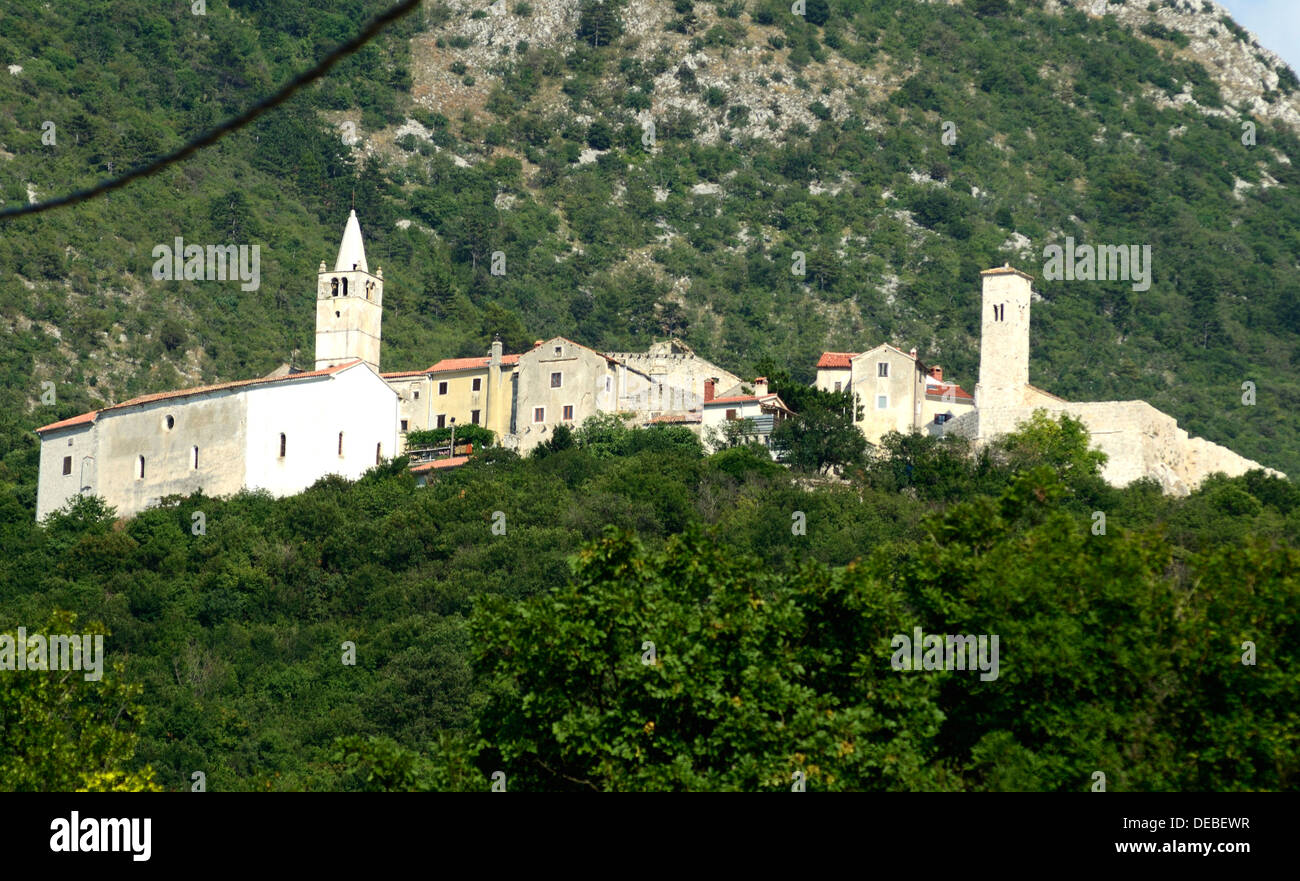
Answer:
[331, 278, 339, 297]
[342, 278, 348, 296]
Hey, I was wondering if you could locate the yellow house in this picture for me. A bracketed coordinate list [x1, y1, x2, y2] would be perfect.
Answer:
[814, 345, 974, 446]
[382, 339, 520, 451]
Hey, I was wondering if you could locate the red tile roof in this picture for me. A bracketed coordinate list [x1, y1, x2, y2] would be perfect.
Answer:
[35, 361, 362, 434]
[380, 369, 429, 379]
[925, 382, 974, 402]
[410, 456, 469, 473]
[426, 354, 521, 374]
[816, 352, 858, 369]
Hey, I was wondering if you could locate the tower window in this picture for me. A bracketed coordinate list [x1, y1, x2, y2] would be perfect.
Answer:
[335, 311, 340, 318]
[993, 303, 1005, 321]
[472, 377, 482, 391]
[137, 456, 145, 479]
[62, 456, 72, 475]
[338, 432, 344, 456]
[192, 446, 199, 469]
[331, 278, 339, 296]
[279, 433, 286, 457]
[877, 362, 889, 378]
[342, 278, 348, 296]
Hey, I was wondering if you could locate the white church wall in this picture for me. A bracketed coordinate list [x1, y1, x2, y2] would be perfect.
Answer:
[36, 423, 98, 521]
[244, 364, 398, 497]
[94, 392, 249, 519]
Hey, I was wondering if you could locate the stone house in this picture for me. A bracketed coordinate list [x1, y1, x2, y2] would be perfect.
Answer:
[814, 347, 975, 446]
[701, 378, 795, 456]
[383, 339, 521, 451]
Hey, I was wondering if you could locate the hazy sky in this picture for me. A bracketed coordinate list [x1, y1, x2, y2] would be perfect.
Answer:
[1218, 0, 1300, 74]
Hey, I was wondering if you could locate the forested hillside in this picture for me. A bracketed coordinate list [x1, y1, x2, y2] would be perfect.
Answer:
[1, 0, 1299, 791]
[2, 421, 1297, 790]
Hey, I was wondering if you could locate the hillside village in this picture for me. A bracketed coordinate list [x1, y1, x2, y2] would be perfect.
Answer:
[34, 212, 1280, 521]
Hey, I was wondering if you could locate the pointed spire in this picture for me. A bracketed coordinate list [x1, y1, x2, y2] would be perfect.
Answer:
[334, 209, 369, 273]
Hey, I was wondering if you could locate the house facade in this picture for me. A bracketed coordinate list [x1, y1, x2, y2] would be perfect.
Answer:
[815, 346, 975, 446]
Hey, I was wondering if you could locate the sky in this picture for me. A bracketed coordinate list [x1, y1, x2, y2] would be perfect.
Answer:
[1218, 0, 1300, 74]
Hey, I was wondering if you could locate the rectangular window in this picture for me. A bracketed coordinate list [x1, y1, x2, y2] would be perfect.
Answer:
[400, 419, 409, 432]
[438, 381, 448, 395]
[436, 415, 446, 429]
[62, 456, 72, 475]
[833, 381, 841, 393]
[878, 362, 889, 378]
[279, 434, 286, 457]
[193, 446, 199, 469]
[414, 390, 420, 400]
[533, 407, 545, 423]
[726, 409, 738, 421]
[554, 345, 562, 356]
[877, 395, 888, 410]
[562, 405, 574, 421]
[550, 372, 562, 389]
[471, 410, 481, 425]
[472, 377, 482, 392]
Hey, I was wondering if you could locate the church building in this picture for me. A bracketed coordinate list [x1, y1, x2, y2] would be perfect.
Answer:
[35, 212, 399, 521]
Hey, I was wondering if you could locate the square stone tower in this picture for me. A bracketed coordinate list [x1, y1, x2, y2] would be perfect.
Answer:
[316, 210, 383, 372]
[974, 265, 1033, 414]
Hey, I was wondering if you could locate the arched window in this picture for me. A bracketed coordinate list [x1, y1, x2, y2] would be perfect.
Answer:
[279, 433, 286, 457]
[342, 278, 348, 296]
[192, 446, 199, 469]
[338, 432, 344, 456]
[137, 455, 145, 479]
[331, 278, 339, 297]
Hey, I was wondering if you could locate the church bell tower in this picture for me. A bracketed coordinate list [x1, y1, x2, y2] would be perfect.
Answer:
[315, 210, 383, 372]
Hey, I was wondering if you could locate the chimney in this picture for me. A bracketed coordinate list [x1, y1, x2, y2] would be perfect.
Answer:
[909, 347, 917, 359]
[490, 336, 503, 366]
[704, 378, 716, 402]
[929, 365, 942, 382]
[753, 376, 768, 396]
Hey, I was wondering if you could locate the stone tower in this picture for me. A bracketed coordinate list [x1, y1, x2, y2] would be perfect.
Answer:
[315, 210, 383, 372]
[975, 265, 1033, 413]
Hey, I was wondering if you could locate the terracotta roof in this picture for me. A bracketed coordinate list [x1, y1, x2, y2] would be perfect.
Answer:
[816, 352, 858, 369]
[35, 360, 362, 434]
[410, 456, 469, 474]
[381, 369, 429, 379]
[706, 393, 794, 414]
[426, 354, 521, 373]
[925, 382, 974, 402]
[35, 410, 99, 433]
[648, 413, 702, 424]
